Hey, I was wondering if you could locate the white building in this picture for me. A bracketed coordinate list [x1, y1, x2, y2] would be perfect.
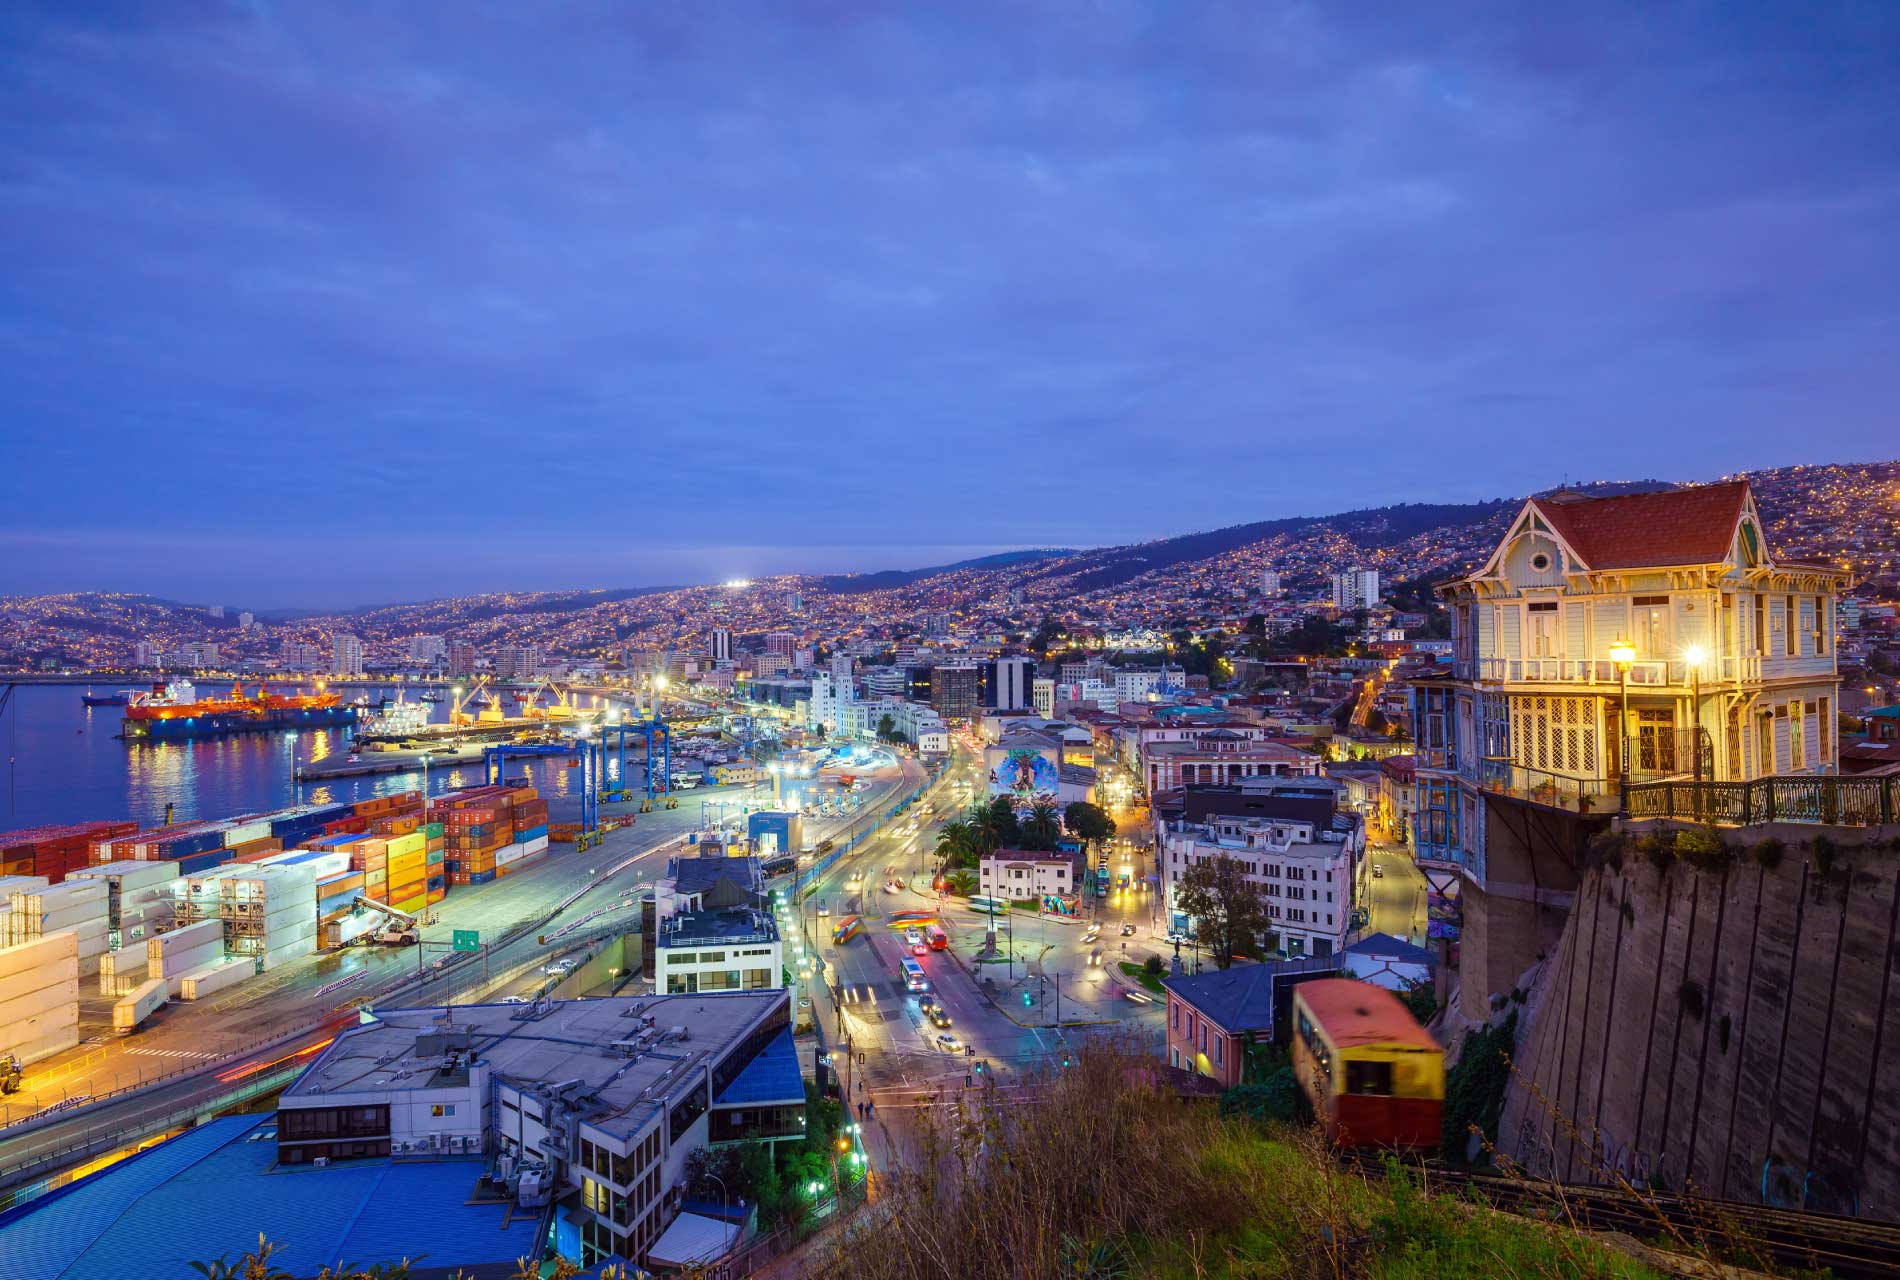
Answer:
[709, 627, 733, 663]
[1113, 669, 1161, 703]
[649, 854, 784, 997]
[1032, 677, 1056, 719]
[238, 611, 255, 630]
[829, 653, 855, 705]
[332, 635, 364, 676]
[978, 852, 1080, 902]
[1260, 569, 1283, 597]
[134, 641, 161, 668]
[1159, 813, 1354, 957]
[1332, 567, 1380, 611]
[408, 635, 447, 663]
[989, 657, 1035, 711]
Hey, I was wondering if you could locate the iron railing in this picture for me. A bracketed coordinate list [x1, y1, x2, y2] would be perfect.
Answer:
[1626, 774, 1899, 827]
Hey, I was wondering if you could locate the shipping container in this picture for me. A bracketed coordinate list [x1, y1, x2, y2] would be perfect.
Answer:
[177, 960, 251, 1000]
[113, 977, 168, 1034]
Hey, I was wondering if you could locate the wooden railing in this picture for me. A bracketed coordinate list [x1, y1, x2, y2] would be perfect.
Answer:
[1462, 655, 1762, 686]
[1626, 775, 1899, 827]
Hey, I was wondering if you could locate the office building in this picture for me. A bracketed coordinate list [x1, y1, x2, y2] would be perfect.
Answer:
[645, 853, 783, 998]
[496, 645, 540, 679]
[134, 641, 161, 668]
[331, 634, 364, 676]
[1331, 567, 1381, 611]
[408, 634, 447, 663]
[1032, 677, 1056, 718]
[829, 653, 855, 704]
[983, 656, 1035, 711]
[709, 627, 732, 663]
[765, 632, 796, 660]
[1159, 807, 1356, 957]
[1260, 569, 1283, 597]
[446, 641, 477, 677]
[930, 665, 980, 722]
[237, 610, 255, 630]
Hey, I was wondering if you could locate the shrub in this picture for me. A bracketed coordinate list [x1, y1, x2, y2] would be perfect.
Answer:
[1675, 826, 1728, 871]
[1142, 953, 1164, 977]
[1442, 1010, 1517, 1164]
[1638, 829, 1676, 872]
[1812, 834, 1842, 879]
[1752, 836, 1786, 869]
[1585, 828, 1628, 872]
[1219, 1069, 1301, 1124]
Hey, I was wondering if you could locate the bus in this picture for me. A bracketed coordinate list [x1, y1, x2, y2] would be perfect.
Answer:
[900, 957, 928, 992]
[925, 924, 948, 951]
[832, 915, 863, 945]
[968, 895, 1009, 916]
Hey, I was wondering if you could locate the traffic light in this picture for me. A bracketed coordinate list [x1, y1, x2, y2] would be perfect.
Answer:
[1022, 991, 1033, 1007]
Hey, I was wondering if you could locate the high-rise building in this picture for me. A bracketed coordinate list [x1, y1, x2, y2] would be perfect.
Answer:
[709, 627, 733, 663]
[1331, 567, 1380, 610]
[332, 634, 364, 676]
[134, 641, 161, 669]
[446, 642, 477, 677]
[1032, 677, 1056, 719]
[785, 590, 804, 614]
[765, 632, 795, 660]
[495, 646, 540, 679]
[930, 665, 980, 721]
[1260, 569, 1282, 597]
[983, 657, 1035, 710]
[238, 610, 256, 630]
[408, 635, 447, 663]
[208, 605, 225, 619]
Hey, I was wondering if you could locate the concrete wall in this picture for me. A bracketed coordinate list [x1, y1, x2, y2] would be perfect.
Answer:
[1499, 824, 1900, 1218]
[1458, 796, 1601, 1022]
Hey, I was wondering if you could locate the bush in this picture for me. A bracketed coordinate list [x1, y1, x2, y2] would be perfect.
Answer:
[1638, 830, 1676, 872]
[1219, 1069, 1302, 1124]
[1442, 1010, 1517, 1164]
[1752, 836, 1785, 869]
[1675, 826, 1728, 871]
[1143, 954, 1164, 977]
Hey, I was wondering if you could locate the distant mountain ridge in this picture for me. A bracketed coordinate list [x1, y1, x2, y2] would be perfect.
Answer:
[820, 548, 1076, 594]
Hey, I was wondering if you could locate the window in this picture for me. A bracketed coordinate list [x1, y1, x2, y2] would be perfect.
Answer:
[1785, 596, 1797, 656]
[1754, 595, 1766, 655]
[1530, 551, 1552, 572]
[1214, 1036, 1223, 1066]
[430, 1103, 456, 1118]
[1633, 596, 1669, 658]
[1819, 697, 1832, 764]
[1345, 1060, 1395, 1096]
[1814, 597, 1829, 655]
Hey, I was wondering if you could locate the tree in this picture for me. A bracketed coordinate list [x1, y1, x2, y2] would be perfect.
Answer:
[944, 868, 978, 896]
[1172, 854, 1269, 970]
[972, 796, 1020, 852]
[1020, 799, 1062, 851]
[876, 712, 896, 742]
[1063, 801, 1117, 858]
[935, 820, 979, 870]
[1029, 613, 1065, 654]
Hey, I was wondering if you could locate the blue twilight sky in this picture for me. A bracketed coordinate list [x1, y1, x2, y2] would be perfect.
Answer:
[1, 2, 1896, 608]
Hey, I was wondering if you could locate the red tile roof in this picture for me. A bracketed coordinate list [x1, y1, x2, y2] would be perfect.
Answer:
[1532, 481, 1750, 570]
[1296, 978, 1438, 1050]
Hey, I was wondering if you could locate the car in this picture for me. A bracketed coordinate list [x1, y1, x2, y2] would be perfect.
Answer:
[917, 994, 941, 1014]
[935, 1032, 960, 1052]
[1120, 923, 1137, 936]
[928, 1008, 952, 1028]
[504, 994, 533, 1004]
[1371, 864, 1384, 878]
[904, 927, 923, 948]
[1088, 948, 1103, 967]
[1081, 926, 1100, 943]
[912, 941, 929, 956]
[816, 900, 829, 917]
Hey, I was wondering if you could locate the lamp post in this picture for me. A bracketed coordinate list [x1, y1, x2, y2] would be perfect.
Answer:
[1608, 639, 1635, 815]
[419, 752, 431, 801]
[284, 730, 298, 800]
[1683, 644, 1707, 784]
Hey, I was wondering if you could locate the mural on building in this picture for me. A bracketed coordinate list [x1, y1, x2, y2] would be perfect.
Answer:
[989, 748, 1059, 801]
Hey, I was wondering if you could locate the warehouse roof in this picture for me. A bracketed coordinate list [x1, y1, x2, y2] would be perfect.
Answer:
[0, 1115, 538, 1279]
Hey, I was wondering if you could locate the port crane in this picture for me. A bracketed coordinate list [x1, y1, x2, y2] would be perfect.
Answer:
[448, 675, 494, 727]
[482, 740, 602, 846]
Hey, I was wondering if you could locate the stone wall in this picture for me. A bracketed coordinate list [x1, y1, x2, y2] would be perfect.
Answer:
[1457, 796, 1601, 1022]
[1498, 824, 1900, 1219]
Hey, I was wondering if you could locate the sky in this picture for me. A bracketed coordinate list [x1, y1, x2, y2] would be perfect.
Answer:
[1, 2, 1896, 608]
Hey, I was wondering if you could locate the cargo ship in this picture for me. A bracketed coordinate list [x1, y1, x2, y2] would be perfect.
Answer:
[80, 688, 132, 707]
[120, 680, 358, 742]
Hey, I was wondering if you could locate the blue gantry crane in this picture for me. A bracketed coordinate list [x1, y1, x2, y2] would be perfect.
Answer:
[481, 739, 602, 846]
[599, 715, 674, 808]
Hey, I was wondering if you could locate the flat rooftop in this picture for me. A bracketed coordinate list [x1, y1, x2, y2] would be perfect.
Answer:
[285, 992, 786, 1142]
[661, 905, 778, 948]
[0, 1115, 538, 1280]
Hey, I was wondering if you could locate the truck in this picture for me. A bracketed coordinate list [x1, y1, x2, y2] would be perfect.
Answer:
[113, 977, 169, 1035]
[354, 896, 420, 946]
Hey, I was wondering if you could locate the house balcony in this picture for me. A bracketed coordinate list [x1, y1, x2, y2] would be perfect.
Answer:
[1626, 773, 1899, 827]
[1478, 758, 1617, 816]
[1457, 655, 1763, 688]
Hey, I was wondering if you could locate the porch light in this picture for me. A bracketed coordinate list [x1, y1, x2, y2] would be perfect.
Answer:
[1607, 639, 1635, 669]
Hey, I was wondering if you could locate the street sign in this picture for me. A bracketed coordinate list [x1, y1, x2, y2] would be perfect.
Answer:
[452, 930, 481, 953]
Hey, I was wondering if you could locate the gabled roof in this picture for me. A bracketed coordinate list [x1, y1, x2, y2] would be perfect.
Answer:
[1343, 931, 1434, 966]
[1531, 481, 1752, 571]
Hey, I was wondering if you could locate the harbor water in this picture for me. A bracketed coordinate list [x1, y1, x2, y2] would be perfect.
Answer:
[0, 683, 631, 832]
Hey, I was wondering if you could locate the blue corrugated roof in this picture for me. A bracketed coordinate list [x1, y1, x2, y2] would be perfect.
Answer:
[714, 1027, 804, 1107]
[0, 1117, 539, 1279]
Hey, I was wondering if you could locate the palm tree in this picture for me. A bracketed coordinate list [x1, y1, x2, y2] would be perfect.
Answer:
[935, 820, 979, 870]
[1022, 799, 1061, 851]
[944, 868, 978, 897]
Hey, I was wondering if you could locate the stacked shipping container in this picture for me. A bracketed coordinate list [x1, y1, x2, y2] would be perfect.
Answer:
[0, 931, 80, 1064]
[221, 865, 318, 970]
[0, 821, 139, 885]
[4, 881, 110, 976]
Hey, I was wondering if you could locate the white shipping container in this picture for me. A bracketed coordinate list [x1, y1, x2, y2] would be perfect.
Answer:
[69, 860, 181, 892]
[177, 961, 251, 1000]
[0, 1006, 78, 1051]
[101, 971, 149, 997]
[153, 942, 223, 980]
[0, 976, 80, 1022]
[6, 1025, 79, 1066]
[0, 931, 77, 983]
[222, 820, 274, 847]
[322, 913, 379, 948]
[147, 919, 224, 963]
[494, 842, 528, 866]
[113, 978, 168, 1033]
[98, 949, 144, 979]
[12, 881, 107, 914]
[0, 875, 51, 898]
[522, 835, 549, 855]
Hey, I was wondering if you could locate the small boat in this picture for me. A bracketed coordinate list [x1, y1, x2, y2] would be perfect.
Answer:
[81, 688, 130, 707]
[420, 691, 444, 704]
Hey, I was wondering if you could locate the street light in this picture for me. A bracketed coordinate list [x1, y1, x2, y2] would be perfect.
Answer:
[1608, 638, 1635, 815]
[1683, 644, 1708, 785]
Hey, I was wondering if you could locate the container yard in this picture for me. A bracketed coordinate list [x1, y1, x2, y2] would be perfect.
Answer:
[0, 776, 589, 1076]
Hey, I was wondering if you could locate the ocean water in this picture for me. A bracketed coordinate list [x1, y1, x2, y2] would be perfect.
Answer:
[0, 682, 626, 833]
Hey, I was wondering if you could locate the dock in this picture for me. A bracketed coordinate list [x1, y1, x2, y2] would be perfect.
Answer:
[297, 743, 490, 781]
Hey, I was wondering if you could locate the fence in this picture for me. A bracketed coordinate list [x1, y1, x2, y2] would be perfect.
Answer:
[1626, 773, 1900, 827]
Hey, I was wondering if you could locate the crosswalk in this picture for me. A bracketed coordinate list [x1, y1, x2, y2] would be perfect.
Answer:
[122, 1046, 217, 1060]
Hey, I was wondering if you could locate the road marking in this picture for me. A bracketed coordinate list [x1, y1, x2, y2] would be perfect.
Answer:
[123, 1047, 217, 1059]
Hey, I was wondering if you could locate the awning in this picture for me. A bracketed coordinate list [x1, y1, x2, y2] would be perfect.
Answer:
[645, 1211, 740, 1267]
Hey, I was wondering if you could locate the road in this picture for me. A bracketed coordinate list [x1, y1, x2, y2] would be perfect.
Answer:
[1360, 840, 1430, 943]
[0, 751, 919, 1182]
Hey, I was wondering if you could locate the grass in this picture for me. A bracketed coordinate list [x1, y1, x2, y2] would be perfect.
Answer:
[812, 1041, 1675, 1280]
[1119, 960, 1168, 995]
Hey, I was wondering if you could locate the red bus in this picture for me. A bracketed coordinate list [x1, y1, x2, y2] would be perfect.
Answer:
[925, 924, 948, 951]
[831, 915, 863, 944]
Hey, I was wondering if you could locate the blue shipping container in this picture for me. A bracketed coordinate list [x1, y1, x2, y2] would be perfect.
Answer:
[470, 869, 496, 885]
[514, 823, 549, 843]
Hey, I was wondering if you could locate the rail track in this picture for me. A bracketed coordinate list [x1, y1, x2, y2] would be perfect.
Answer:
[1340, 1150, 1900, 1279]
